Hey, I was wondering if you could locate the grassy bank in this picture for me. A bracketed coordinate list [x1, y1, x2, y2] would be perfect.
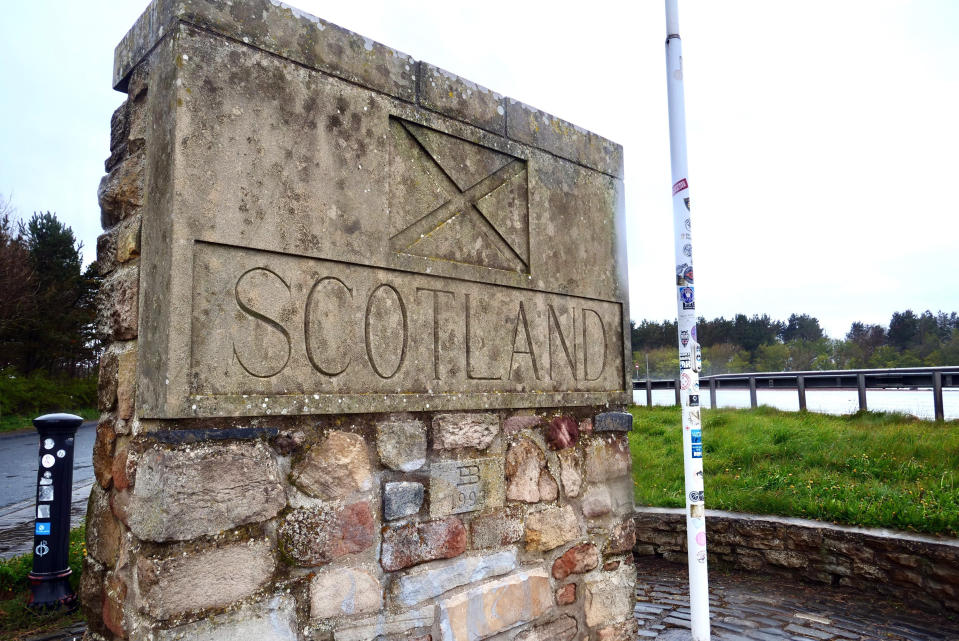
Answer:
[0, 408, 97, 435]
[628, 405, 959, 537]
[0, 527, 85, 640]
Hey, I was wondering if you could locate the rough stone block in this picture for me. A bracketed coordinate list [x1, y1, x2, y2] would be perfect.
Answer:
[584, 436, 631, 482]
[503, 414, 542, 435]
[584, 564, 636, 627]
[392, 548, 518, 607]
[92, 418, 116, 489]
[280, 501, 376, 566]
[115, 216, 141, 264]
[333, 604, 435, 641]
[437, 567, 553, 641]
[376, 419, 427, 471]
[470, 509, 524, 549]
[418, 62, 506, 135]
[96, 230, 118, 275]
[381, 516, 467, 571]
[118, 441, 285, 541]
[595, 619, 639, 641]
[97, 349, 119, 411]
[102, 570, 127, 638]
[552, 543, 599, 580]
[115, 347, 137, 420]
[545, 416, 579, 450]
[515, 614, 577, 641]
[311, 567, 383, 619]
[506, 439, 557, 503]
[525, 505, 580, 552]
[594, 412, 632, 432]
[97, 266, 138, 341]
[98, 151, 144, 228]
[292, 430, 372, 500]
[557, 449, 583, 498]
[137, 539, 275, 620]
[555, 583, 577, 606]
[605, 518, 636, 554]
[764, 549, 808, 569]
[433, 413, 499, 450]
[581, 486, 612, 518]
[156, 595, 298, 641]
[86, 483, 123, 566]
[384, 481, 424, 520]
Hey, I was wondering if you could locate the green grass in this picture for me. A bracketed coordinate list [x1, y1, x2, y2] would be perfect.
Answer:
[0, 408, 97, 435]
[629, 405, 959, 537]
[0, 527, 85, 640]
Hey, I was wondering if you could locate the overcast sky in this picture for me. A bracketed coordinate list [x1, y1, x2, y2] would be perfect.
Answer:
[1, 1, 957, 339]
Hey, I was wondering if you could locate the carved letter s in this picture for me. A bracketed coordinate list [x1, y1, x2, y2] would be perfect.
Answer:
[233, 267, 292, 378]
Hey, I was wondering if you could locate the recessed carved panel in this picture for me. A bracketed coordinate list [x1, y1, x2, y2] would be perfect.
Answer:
[389, 118, 530, 273]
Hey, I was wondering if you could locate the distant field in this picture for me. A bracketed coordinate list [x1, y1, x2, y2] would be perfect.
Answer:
[628, 405, 959, 537]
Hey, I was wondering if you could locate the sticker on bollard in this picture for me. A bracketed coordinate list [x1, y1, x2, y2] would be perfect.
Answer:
[27, 413, 83, 614]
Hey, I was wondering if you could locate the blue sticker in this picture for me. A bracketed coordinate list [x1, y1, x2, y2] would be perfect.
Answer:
[691, 443, 703, 459]
[35, 522, 51, 536]
[690, 429, 702, 444]
[680, 286, 695, 310]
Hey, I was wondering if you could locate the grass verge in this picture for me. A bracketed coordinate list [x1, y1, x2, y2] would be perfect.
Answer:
[628, 405, 959, 537]
[0, 409, 97, 435]
[0, 527, 85, 640]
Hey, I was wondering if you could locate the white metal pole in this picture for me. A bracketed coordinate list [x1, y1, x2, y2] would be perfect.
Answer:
[664, 1, 711, 639]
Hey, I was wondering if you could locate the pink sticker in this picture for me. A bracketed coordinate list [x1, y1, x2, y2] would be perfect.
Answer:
[696, 532, 707, 546]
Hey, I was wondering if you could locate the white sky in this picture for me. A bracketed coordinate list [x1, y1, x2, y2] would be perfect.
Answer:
[1, 1, 957, 339]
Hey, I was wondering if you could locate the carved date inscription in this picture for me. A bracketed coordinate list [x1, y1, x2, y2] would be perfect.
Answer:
[429, 458, 505, 517]
[189, 242, 625, 413]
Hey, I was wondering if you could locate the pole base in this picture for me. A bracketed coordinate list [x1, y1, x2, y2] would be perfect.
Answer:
[26, 569, 78, 614]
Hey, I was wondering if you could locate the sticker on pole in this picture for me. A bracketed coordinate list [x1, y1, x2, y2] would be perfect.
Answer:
[679, 286, 695, 310]
[35, 540, 49, 557]
[688, 394, 699, 407]
[672, 178, 688, 195]
[690, 429, 702, 444]
[35, 522, 51, 536]
[691, 443, 703, 458]
[676, 263, 693, 285]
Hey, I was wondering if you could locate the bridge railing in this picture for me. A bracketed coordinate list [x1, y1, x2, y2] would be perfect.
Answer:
[632, 366, 959, 421]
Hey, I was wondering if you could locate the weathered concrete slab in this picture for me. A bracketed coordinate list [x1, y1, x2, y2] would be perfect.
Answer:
[127, 10, 629, 418]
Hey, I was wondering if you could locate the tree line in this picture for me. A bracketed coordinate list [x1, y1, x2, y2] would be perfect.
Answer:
[632, 311, 959, 379]
[0, 198, 98, 414]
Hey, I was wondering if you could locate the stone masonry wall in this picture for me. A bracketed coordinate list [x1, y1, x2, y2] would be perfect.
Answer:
[633, 507, 959, 614]
[84, 3, 636, 640]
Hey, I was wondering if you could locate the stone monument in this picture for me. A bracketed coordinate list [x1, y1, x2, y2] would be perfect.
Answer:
[86, 1, 635, 639]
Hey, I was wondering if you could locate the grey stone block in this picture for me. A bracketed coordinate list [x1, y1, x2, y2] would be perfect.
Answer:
[594, 411, 633, 432]
[383, 481, 424, 520]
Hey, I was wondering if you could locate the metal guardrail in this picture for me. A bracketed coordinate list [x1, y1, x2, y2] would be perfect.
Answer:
[632, 366, 959, 421]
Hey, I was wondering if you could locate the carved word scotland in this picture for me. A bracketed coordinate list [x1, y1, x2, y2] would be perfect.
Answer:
[191, 242, 624, 401]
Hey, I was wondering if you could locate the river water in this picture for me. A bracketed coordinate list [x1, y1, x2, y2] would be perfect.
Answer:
[632, 388, 959, 421]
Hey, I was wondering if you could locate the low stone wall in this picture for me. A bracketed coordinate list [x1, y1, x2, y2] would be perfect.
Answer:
[633, 507, 959, 613]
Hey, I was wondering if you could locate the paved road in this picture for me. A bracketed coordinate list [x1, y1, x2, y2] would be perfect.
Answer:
[0, 420, 95, 558]
[636, 557, 959, 640]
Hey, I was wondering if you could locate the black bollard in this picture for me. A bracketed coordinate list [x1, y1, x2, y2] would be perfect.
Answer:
[27, 413, 83, 613]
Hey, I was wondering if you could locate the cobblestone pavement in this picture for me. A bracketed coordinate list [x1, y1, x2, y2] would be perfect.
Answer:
[635, 558, 959, 641]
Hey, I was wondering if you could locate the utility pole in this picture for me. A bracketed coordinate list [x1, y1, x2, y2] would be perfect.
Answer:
[664, 1, 710, 639]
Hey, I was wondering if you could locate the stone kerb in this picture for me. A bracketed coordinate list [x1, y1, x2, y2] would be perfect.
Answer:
[633, 507, 959, 614]
[85, 1, 635, 639]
